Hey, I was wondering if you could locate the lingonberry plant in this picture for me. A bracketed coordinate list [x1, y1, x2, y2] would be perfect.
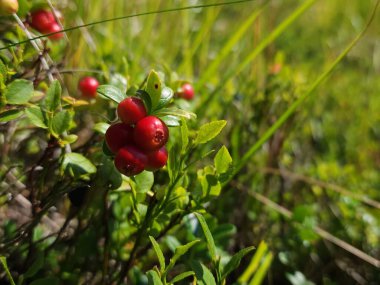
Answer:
[78, 76, 99, 98]
[28, 8, 64, 40]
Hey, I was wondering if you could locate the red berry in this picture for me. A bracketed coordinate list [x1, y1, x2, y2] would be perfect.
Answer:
[146, 147, 168, 171]
[114, 145, 147, 177]
[30, 10, 55, 32]
[78, 76, 99, 98]
[46, 22, 64, 40]
[133, 116, 169, 151]
[105, 123, 134, 154]
[117, 97, 147, 125]
[179, 83, 194, 100]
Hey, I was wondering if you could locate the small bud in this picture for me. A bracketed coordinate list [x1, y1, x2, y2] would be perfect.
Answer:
[0, 0, 19, 16]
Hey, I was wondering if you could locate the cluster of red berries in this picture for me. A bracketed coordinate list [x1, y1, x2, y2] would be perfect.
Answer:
[29, 9, 63, 40]
[105, 97, 169, 177]
[78, 76, 99, 99]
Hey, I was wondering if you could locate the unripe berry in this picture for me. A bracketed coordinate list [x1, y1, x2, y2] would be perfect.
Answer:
[117, 97, 147, 125]
[114, 145, 147, 177]
[105, 123, 134, 154]
[78, 76, 99, 99]
[0, 0, 18, 15]
[133, 116, 169, 151]
[179, 83, 194, 100]
[30, 9, 55, 32]
[146, 147, 168, 171]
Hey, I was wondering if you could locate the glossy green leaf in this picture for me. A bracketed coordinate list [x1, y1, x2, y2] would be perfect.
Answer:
[136, 89, 152, 113]
[149, 236, 166, 272]
[154, 107, 196, 120]
[94, 122, 110, 134]
[195, 120, 227, 145]
[147, 270, 163, 285]
[61, 153, 97, 178]
[97, 85, 126, 103]
[190, 261, 216, 285]
[221, 246, 255, 279]
[5, 79, 33, 105]
[51, 110, 72, 135]
[0, 109, 23, 123]
[44, 80, 61, 112]
[25, 106, 48, 129]
[135, 171, 154, 193]
[146, 70, 162, 110]
[160, 115, 180, 127]
[214, 146, 232, 175]
[170, 271, 195, 284]
[194, 213, 217, 262]
[156, 86, 174, 110]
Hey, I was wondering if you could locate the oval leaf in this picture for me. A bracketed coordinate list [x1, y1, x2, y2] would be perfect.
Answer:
[51, 110, 72, 136]
[221, 246, 255, 279]
[97, 85, 126, 103]
[190, 261, 216, 285]
[147, 270, 163, 285]
[195, 120, 227, 145]
[61, 152, 97, 178]
[5, 79, 34, 105]
[214, 146, 232, 174]
[0, 109, 23, 123]
[44, 80, 61, 112]
[25, 106, 48, 129]
[146, 70, 162, 110]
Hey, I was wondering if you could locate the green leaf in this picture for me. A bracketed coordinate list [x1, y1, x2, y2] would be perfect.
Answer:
[0, 256, 16, 285]
[170, 271, 195, 284]
[149, 236, 166, 273]
[44, 80, 61, 112]
[30, 277, 59, 285]
[194, 213, 217, 262]
[135, 171, 154, 193]
[160, 115, 180, 127]
[61, 153, 97, 178]
[195, 120, 227, 145]
[190, 261, 216, 285]
[136, 89, 152, 113]
[0, 109, 23, 123]
[156, 86, 174, 109]
[97, 85, 126, 103]
[24, 251, 44, 278]
[94, 122, 110, 134]
[51, 110, 72, 136]
[214, 146, 232, 174]
[147, 270, 163, 285]
[4, 79, 34, 105]
[154, 107, 196, 120]
[221, 246, 255, 279]
[169, 240, 200, 270]
[25, 106, 48, 129]
[146, 70, 162, 110]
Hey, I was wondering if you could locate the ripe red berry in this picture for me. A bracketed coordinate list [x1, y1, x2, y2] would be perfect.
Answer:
[114, 145, 147, 177]
[30, 10, 55, 32]
[146, 147, 168, 171]
[133, 116, 169, 151]
[117, 97, 147, 125]
[179, 83, 194, 100]
[105, 123, 134, 154]
[46, 22, 64, 40]
[78, 76, 99, 99]
[0, 0, 19, 15]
